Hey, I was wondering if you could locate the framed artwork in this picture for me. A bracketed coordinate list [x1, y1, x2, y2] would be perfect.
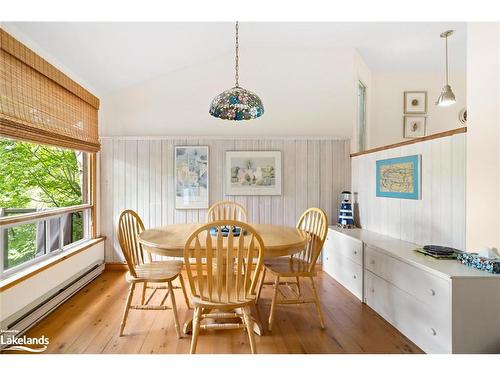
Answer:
[225, 151, 282, 196]
[404, 115, 427, 138]
[404, 91, 427, 114]
[376, 155, 421, 200]
[175, 146, 209, 209]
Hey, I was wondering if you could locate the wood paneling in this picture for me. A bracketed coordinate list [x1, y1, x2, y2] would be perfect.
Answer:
[26, 270, 423, 354]
[100, 137, 350, 263]
[351, 132, 466, 250]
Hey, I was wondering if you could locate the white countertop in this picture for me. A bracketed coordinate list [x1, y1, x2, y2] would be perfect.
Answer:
[330, 226, 500, 280]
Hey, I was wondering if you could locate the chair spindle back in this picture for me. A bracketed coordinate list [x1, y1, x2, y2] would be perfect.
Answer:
[295, 207, 328, 272]
[117, 209, 150, 277]
[206, 201, 248, 222]
[184, 220, 264, 304]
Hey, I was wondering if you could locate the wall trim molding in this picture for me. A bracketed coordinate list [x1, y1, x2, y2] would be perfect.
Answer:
[351, 127, 467, 157]
[99, 135, 349, 141]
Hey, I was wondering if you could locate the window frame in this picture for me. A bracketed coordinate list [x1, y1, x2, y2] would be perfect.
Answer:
[357, 80, 367, 152]
[0, 152, 97, 279]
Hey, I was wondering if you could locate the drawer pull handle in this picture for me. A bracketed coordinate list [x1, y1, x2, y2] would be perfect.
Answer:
[371, 288, 375, 293]
[431, 328, 437, 336]
[371, 260, 375, 265]
[353, 275, 357, 279]
[354, 251, 357, 255]
[429, 289, 436, 296]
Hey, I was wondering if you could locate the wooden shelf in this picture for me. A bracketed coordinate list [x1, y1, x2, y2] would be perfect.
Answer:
[351, 127, 467, 157]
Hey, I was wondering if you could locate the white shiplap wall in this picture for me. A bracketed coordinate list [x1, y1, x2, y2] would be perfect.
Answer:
[100, 137, 351, 262]
[352, 132, 466, 250]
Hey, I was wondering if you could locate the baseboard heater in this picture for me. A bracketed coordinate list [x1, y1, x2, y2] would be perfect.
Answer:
[2, 262, 105, 344]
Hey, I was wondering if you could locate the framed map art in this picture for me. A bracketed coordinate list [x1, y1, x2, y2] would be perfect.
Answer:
[376, 155, 421, 200]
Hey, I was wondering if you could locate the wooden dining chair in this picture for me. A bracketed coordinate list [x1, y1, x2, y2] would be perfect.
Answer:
[206, 201, 248, 222]
[184, 220, 265, 354]
[256, 207, 328, 331]
[117, 209, 190, 337]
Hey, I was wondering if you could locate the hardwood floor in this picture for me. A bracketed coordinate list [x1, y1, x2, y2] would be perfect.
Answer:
[27, 270, 423, 354]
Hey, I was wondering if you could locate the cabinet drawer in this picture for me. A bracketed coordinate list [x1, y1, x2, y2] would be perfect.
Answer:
[365, 271, 451, 353]
[365, 245, 450, 312]
[324, 254, 363, 300]
[324, 229, 363, 265]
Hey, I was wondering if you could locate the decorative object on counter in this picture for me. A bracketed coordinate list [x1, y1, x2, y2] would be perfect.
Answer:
[459, 108, 467, 125]
[478, 247, 500, 259]
[225, 151, 281, 195]
[337, 191, 355, 228]
[209, 225, 246, 237]
[415, 245, 460, 259]
[175, 146, 209, 209]
[457, 252, 500, 274]
[376, 155, 421, 200]
[436, 30, 457, 107]
[404, 91, 427, 114]
[403, 115, 427, 138]
[209, 21, 264, 121]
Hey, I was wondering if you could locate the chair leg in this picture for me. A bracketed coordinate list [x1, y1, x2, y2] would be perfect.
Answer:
[255, 267, 267, 304]
[141, 282, 147, 305]
[242, 306, 257, 354]
[268, 275, 280, 331]
[190, 306, 202, 354]
[309, 276, 325, 329]
[168, 281, 181, 339]
[178, 273, 191, 309]
[119, 282, 136, 336]
[295, 276, 301, 296]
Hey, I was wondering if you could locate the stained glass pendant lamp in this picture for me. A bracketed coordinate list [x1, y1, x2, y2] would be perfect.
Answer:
[209, 22, 264, 121]
[435, 30, 456, 107]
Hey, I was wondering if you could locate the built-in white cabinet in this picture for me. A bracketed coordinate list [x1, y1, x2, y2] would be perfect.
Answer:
[322, 226, 500, 354]
[322, 228, 363, 300]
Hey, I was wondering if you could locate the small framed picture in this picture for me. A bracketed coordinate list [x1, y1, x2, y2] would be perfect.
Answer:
[404, 91, 427, 114]
[404, 116, 427, 138]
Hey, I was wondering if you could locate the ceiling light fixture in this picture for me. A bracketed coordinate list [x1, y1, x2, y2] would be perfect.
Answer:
[209, 22, 264, 121]
[435, 30, 456, 107]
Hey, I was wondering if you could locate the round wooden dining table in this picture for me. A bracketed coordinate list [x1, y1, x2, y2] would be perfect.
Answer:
[138, 223, 308, 335]
[138, 223, 307, 258]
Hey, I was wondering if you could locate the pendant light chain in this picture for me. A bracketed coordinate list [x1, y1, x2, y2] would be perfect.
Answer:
[209, 20, 264, 120]
[235, 21, 239, 87]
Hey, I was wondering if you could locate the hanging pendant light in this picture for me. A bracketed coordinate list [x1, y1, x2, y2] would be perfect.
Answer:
[209, 22, 264, 121]
[436, 30, 456, 107]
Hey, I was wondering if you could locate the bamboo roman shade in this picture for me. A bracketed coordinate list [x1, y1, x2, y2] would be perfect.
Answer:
[0, 28, 100, 152]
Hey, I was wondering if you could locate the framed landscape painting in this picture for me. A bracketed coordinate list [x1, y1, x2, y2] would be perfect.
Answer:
[175, 146, 209, 209]
[376, 154, 421, 200]
[225, 151, 282, 195]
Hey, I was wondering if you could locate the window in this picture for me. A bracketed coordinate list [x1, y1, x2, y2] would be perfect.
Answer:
[0, 138, 93, 276]
[357, 81, 367, 152]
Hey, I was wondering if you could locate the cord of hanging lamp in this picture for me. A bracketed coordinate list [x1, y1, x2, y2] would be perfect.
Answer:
[209, 21, 264, 121]
[435, 29, 456, 107]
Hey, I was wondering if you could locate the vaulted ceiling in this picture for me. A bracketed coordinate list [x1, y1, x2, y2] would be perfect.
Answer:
[3, 22, 467, 96]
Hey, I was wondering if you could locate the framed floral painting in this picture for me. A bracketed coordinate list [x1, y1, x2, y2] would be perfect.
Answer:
[225, 151, 282, 195]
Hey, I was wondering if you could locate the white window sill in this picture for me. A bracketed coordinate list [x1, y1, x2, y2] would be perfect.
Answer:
[0, 237, 105, 292]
